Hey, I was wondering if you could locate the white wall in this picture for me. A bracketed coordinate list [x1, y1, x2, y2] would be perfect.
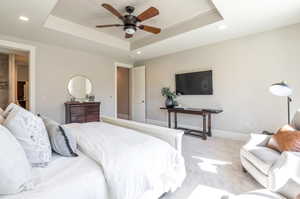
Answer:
[138, 23, 300, 134]
[0, 34, 117, 123]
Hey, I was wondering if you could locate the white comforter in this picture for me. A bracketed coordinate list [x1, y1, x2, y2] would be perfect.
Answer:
[64, 122, 186, 199]
[0, 152, 108, 199]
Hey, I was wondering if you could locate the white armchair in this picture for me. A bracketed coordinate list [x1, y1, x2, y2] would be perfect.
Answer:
[269, 152, 300, 198]
[240, 134, 300, 199]
[239, 110, 300, 199]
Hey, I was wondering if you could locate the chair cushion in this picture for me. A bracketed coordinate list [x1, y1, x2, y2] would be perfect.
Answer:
[241, 146, 281, 175]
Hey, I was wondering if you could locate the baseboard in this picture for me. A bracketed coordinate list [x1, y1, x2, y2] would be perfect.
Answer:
[146, 119, 249, 141]
[117, 113, 129, 120]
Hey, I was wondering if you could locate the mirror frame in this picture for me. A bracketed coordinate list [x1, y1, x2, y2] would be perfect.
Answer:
[67, 75, 93, 100]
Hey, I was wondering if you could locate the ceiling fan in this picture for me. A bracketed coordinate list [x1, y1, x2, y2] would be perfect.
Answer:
[96, 3, 161, 39]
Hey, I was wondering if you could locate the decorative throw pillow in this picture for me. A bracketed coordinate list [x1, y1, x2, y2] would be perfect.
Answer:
[3, 106, 52, 167]
[40, 116, 78, 157]
[0, 125, 33, 194]
[267, 125, 300, 152]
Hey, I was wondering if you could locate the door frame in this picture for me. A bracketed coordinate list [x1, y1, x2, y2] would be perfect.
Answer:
[0, 39, 36, 112]
[114, 62, 133, 119]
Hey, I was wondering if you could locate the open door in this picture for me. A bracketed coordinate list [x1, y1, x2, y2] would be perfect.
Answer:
[131, 66, 146, 123]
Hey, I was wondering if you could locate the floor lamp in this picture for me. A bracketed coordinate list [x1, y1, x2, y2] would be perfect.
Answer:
[269, 81, 293, 124]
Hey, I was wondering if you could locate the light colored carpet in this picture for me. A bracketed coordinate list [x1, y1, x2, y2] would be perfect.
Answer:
[162, 135, 262, 199]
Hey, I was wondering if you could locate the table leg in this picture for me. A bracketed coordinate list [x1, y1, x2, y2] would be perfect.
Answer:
[168, 111, 171, 128]
[174, 112, 178, 129]
[203, 114, 207, 140]
[208, 113, 212, 137]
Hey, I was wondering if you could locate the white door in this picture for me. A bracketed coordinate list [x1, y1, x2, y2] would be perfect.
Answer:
[131, 66, 146, 122]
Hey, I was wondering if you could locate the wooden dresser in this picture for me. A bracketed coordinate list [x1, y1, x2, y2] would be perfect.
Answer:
[65, 102, 100, 124]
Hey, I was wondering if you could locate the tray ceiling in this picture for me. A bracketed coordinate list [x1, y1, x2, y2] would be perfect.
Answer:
[51, 0, 216, 41]
[1, 0, 300, 62]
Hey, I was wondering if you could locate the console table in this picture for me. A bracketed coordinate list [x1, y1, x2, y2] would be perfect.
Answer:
[160, 107, 223, 140]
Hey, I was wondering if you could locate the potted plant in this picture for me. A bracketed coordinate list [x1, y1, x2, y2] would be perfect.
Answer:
[161, 87, 177, 108]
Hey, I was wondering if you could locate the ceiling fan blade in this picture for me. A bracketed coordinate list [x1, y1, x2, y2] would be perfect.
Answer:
[139, 25, 161, 34]
[125, 33, 133, 39]
[137, 7, 159, 22]
[96, 24, 123, 28]
[102, 3, 124, 21]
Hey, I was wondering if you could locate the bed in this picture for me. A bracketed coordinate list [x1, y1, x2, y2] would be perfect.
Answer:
[0, 116, 185, 199]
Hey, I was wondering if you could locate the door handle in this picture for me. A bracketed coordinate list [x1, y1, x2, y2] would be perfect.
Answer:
[141, 100, 145, 103]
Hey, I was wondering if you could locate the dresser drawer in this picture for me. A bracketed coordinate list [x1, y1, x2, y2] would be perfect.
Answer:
[85, 105, 99, 112]
[86, 115, 100, 122]
[71, 115, 85, 123]
[70, 106, 85, 114]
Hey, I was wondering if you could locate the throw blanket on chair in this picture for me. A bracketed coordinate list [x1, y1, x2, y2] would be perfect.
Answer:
[63, 122, 186, 199]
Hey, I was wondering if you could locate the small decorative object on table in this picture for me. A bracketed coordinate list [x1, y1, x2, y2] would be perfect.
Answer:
[161, 87, 178, 108]
[70, 97, 76, 102]
[86, 94, 95, 102]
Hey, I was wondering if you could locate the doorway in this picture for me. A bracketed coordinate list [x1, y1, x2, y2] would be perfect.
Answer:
[117, 66, 130, 119]
[0, 48, 29, 110]
[115, 63, 146, 122]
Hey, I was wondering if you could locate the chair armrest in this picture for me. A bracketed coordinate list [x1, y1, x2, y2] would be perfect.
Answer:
[269, 152, 300, 198]
[243, 133, 271, 149]
[102, 116, 184, 154]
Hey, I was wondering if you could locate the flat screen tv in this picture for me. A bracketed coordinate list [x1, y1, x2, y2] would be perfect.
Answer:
[176, 70, 213, 95]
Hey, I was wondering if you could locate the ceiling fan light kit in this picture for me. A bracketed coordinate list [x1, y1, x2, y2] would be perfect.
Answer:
[96, 3, 161, 39]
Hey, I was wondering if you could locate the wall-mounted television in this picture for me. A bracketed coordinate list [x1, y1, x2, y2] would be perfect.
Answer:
[176, 70, 213, 95]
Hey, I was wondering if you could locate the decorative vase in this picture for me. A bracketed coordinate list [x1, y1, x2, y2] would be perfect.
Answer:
[165, 96, 175, 108]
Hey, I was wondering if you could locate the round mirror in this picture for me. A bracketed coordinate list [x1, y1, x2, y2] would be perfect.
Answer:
[67, 75, 92, 99]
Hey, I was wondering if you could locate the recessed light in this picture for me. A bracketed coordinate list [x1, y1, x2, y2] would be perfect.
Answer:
[19, 16, 29, 21]
[218, 24, 227, 30]
[137, 51, 142, 55]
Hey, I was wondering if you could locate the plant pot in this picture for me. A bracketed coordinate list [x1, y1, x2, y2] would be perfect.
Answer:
[165, 97, 175, 108]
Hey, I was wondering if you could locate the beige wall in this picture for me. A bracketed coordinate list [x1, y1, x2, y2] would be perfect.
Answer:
[35, 44, 116, 123]
[117, 67, 129, 118]
[0, 34, 117, 123]
[138, 23, 300, 134]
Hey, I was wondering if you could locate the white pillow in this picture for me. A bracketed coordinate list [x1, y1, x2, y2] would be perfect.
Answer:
[2, 103, 18, 118]
[0, 107, 3, 115]
[4, 106, 52, 167]
[0, 125, 33, 194]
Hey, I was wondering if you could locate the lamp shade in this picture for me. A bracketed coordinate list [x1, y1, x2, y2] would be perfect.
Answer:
[269, 81, 292, 96]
